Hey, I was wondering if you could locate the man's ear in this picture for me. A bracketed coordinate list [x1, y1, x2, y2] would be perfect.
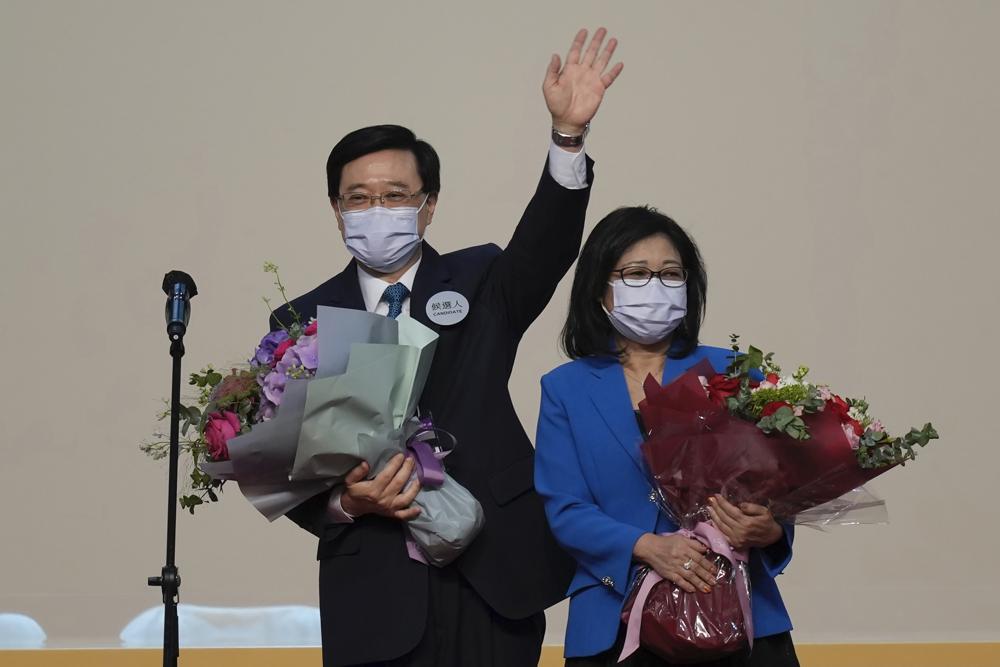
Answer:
[331, 198, 345, 232]
[424, 192, 439, 226]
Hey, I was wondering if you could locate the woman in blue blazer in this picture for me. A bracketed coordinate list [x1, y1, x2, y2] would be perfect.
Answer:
[535, 207, 799, 666]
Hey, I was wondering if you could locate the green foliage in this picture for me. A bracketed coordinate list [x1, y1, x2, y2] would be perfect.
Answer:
[263, 262, 303, 335]
[857, 423, 939, 469]
[724, 333, 939, 469]
[756, 405, 810, 441]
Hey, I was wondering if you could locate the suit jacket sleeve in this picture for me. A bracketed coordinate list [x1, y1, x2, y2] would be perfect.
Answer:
[486, 157, 594, 336]
[534, 375, 645, 597]
[284, 486, 335, 538]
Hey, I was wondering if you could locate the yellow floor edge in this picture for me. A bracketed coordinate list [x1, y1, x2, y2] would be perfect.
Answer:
[1, 643, 998, 667]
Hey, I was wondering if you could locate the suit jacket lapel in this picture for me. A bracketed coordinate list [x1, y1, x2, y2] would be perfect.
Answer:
[586, 359, 648, 476]
[318, 243, 450, 325]
[320, 259, 367, 311]
[408, 242, 451, 333]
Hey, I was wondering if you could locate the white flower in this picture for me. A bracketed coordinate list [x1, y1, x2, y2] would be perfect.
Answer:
[777, 375, 799, 389]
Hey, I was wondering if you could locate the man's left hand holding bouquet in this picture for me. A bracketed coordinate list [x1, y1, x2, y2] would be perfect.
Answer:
[338, 454, 422, 522]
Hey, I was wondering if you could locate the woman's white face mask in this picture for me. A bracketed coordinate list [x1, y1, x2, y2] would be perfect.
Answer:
[603, 279, 687, 345]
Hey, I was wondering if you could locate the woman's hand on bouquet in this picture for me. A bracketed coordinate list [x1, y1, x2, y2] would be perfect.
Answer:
[633, 533, 719, 594]
[340, 454, 422, 521]
[707, 495, 783, 550]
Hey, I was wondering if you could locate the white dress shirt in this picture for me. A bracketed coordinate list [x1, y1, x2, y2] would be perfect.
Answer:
[357, 258, 421, 317]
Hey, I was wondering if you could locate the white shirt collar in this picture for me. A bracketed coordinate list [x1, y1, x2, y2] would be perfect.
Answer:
[356, 256, 421, 314]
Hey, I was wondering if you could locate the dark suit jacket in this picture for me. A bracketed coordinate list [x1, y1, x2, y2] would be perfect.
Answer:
[271, 158, 592, 666]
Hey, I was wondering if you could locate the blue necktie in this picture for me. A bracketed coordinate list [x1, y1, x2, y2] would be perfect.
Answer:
[382, 283, 410, 319]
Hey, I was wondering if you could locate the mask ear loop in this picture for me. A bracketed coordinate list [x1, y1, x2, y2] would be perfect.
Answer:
[416, 193, 430, 213]
[602, 278, 623, 316]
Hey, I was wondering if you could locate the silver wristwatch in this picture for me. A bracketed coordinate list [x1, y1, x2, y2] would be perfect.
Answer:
[551, 123, 589, 148]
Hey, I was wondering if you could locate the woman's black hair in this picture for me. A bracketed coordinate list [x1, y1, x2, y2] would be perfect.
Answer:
[561, 206, 707, 360]
[326, 124, 440, 198]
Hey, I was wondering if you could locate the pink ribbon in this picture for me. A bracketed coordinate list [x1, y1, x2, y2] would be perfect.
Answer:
[619, 522, 753, 663]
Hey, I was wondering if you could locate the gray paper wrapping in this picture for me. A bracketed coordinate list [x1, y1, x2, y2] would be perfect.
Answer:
[202, 306, 484, 564]
[356, 423, 485, 566]
[407, 473, 485, 566]
[204, 379, 336, 521]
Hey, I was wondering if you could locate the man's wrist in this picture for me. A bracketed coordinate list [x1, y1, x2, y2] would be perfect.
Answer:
[551, 124, 588, 155]
[333, 490, 358, 520]
[552, 120, 588, 136]
[552, 121, 590, 151]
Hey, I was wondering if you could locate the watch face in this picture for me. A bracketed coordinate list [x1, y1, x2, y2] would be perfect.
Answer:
[552, 123, 588, 146]
[552, 129, 584, 147]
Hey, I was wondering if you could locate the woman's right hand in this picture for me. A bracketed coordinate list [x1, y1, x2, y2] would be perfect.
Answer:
[633, 533, 718, 593]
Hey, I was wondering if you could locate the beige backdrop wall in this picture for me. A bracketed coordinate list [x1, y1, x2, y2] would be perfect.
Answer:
[1, 0, 998, 649]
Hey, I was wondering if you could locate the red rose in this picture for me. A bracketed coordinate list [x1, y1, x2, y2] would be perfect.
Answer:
[847, 418, 864, 436]
[706, 374, 741, 405]
[761, 401, 792, 417]
[827, 395, 850, 421]
[766, 373, 780, 385]
[273, 338, 295, 363]
[204, 411, 240, 461]
[304, 321, 318, 336]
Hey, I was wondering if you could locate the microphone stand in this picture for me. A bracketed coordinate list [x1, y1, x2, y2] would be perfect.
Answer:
[149, 271, 197, 667]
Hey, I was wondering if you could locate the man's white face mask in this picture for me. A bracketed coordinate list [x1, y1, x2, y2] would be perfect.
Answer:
[340, 194, 429, 273]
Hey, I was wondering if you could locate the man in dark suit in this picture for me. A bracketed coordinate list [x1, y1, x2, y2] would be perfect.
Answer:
[272, 28, 624, 667]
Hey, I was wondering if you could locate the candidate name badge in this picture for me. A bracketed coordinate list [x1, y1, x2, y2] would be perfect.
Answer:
[426, 290, 469, 326]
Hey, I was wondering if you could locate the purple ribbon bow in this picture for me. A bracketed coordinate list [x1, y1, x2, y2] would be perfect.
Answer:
[405, 417, 449, 488]
[402, 417, 457, 565]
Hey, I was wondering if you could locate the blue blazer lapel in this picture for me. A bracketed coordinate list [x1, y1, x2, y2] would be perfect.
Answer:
[583, 348, 715, 478]
[662, 347, 714, 384]
[586, 360, 647, 476]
